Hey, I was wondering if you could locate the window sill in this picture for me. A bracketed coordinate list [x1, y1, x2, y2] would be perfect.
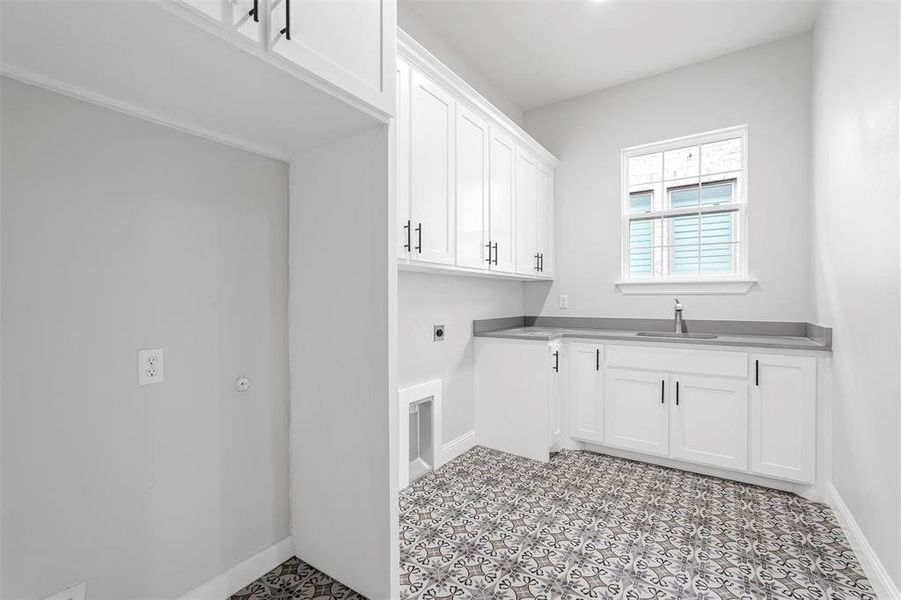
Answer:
[615, 278, 757, 295]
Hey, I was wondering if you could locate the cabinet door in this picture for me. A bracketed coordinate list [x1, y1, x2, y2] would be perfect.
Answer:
[455, 106, 490, 269]
[568, 343, 604, 444]
[604, 368, 669, 456]
[536, 163, 555, 278]
[750, 354, 816, 483]
[396, 58, 411, 260]
[177, 0, 263, 44]
[548, 342, 563, 447]
[515, 148, 539, 276]
[670, 376, 748, 470]
[488, 128, 516, 273]
[409, 71, 455, 265]
[269, 0, 394, 114]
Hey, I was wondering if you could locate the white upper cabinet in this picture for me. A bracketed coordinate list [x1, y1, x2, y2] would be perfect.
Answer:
[269, 0, 395, 115]
[515, 148, 539, 276]
[604, 368, 669, 456]
[178, 0, 264, 43]
[750, 354, 816, 483]
[175, 0, 394, 115]
[488, 128, 517, 273]
[396, 58, 412, 259]
[409, 71, 456, 265]
[396, 31, 558, 280]
[455, 105, 490, 270]
[536, 163, 555, 277]
[670, 376, 748, 470]
[568, 343, 604, 444]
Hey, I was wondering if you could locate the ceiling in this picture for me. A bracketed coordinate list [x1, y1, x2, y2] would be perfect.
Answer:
[401, 0, 822, 112]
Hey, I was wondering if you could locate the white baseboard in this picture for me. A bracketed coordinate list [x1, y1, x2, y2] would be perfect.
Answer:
[828, 484, 900, 600]
[177, 536, 295, 600]
[440, 429, 477, 466]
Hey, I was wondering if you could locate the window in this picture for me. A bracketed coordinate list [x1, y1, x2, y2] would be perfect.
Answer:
[620, 126, 752, 294]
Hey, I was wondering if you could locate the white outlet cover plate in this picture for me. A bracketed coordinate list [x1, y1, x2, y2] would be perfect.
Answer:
[138, 348, 165, 385]
[559, 294, 569, 309]
[41, 582, 86, 600]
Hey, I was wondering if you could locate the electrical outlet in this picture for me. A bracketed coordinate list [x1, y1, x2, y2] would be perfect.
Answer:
[41, 582, 86, 600]
[559, 294, 569, 309]
[138, 348, 165, 385]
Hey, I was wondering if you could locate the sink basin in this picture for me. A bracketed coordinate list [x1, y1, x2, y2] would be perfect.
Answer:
[636, 331, 718, 340]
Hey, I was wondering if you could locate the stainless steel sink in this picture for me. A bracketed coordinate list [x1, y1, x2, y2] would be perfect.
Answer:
[636, 331, 718, 340]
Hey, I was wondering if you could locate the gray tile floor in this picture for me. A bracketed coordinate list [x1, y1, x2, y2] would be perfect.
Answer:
[233, 446, 874, 600]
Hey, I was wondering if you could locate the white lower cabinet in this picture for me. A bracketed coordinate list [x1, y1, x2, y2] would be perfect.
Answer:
[475, 338, 562, 462]
[670, 375, 748, 470]
[604, 368, 669, 456]
[568, 343, 604, 444]
[477, 340, 820, 488]
[750, 354, 816, 483]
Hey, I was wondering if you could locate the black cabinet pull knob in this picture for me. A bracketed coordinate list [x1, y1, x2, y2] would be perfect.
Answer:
[553, 350, 559, 372]
[755, 360, 759, 386]
[280, 0, 291, 39]
[661, 380, 665, 404]
[534, 253, 540, 271]
[596, 348, 600, 371]
[249, 0, 259, 22]
[486, 242, 493, 264]
[676, 381, 680, 406]
[539, 253, 544, 272]
[415, 223, 422, 253]
[403, 220, 411, 251]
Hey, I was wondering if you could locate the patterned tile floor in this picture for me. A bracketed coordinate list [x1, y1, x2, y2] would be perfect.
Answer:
[399, 447, 874, 600]
[232, 446, 874, 600]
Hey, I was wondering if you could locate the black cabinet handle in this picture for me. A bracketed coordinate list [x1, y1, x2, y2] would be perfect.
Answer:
[492, 242, 498, 265]
[280, 0, 291, 39]
[755, 360, 759, 386]
[486, 242, 493, 264]
[553, 351, 559, 372]
[539, 253, 544, 272]
[676, 381, 680, 406]
[596, 348, 600, 371]
[661, 380, 665, 403]
[414, 223, 422, 253]
[534, 253, 540, 271]
[249, 0, 259, 22]
[403, 220, 411, 251]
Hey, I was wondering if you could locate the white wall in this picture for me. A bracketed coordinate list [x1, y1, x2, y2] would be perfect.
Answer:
[0, 78, 290, 599]
[398, 6, 525, 126]
[290, 126, 397, 600]
[399, 272, 523, 445]
[811, 1, 900, 590]
[522, 34, 813, 321]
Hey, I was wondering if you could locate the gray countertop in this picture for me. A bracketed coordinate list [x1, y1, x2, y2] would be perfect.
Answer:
[474, 326, 830, 352]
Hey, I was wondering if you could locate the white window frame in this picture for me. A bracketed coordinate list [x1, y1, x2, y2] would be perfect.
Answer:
[616, 125, 755, 295]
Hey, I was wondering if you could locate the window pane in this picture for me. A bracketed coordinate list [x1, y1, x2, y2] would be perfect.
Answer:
[663, 145, 699, 180]
[700, 181, 734, 206]
[670, 185, 699, 209]
[699, 211, 733, 246]
[700, 243, 735, 273]
[701, 138, 741, 175]
[629, 219, 654, 276]
[628, 152, 662, 185]
[628, 191, 653, 214]
[670, 214, 699, 275]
